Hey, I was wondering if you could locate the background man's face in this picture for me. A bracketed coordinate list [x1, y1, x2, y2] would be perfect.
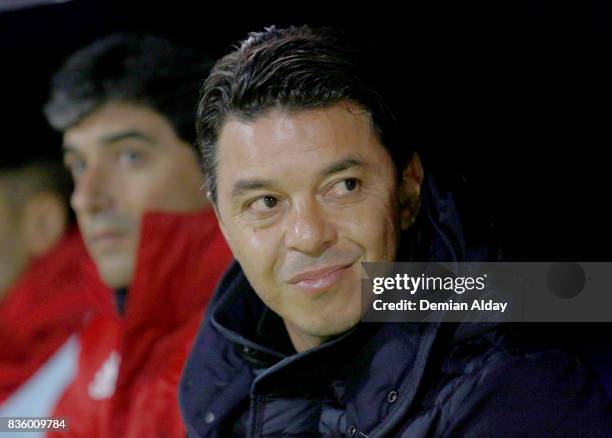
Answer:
[0, 183, 28, 297]
[215, 102, 401, 350]
[64, 102, 206, 289]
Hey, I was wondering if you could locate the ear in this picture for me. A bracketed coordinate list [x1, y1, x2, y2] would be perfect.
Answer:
[398, 151, 424, 230]
[21, 192, 68, 257]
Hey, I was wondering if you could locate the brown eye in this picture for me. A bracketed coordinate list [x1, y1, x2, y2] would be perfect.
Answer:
[344, 178, 357, 191]
[248, 195, 280, 214]
[263, 196, 277, 208]
[325, 177, 362, 200]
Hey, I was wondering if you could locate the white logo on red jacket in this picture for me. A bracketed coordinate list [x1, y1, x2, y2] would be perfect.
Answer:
[88, 351, 121, 400]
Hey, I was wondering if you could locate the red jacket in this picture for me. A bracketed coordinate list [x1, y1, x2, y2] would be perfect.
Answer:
[0, 228, 94, 404]
[49, 209, 232, 438]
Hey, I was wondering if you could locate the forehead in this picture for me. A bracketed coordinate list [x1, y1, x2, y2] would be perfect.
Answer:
[216, 103, 392, 183]
[63, 102, 176, 150]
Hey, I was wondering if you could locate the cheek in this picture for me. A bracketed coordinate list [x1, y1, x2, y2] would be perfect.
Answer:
[225, 224, 284, 307]
[126, 169, 187, 213]
[341, 192, 399, 260]
[122, 181, 157, 216]
[225, 223, 281, 273]
[344, 217, 397, 260]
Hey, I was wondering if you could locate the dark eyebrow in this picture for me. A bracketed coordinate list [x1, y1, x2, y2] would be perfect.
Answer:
[231, 179, 276, 198]
[62, 130, 155, 153]
[319, 157, 366, 178]
[230, 157, 366, 199]
[100, 130, 155, 145]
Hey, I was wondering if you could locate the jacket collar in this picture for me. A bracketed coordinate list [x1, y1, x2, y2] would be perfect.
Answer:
[210, 261, 443, 435]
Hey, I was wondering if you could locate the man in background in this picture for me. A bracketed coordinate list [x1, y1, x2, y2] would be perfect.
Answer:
[43, 34, 232, 437]
[0, 155, 92, 422]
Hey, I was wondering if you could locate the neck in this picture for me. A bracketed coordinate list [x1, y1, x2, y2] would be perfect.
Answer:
[283, 319, 331, 353]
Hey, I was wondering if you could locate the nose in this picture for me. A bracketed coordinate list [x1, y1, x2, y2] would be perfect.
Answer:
[284, 198, 337, 256]
[70, 162, 113, 215]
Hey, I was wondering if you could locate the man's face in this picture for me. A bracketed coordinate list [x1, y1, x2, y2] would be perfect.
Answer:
[215, 103, 401, 350]
[63, 102, 206, 289]
[0, 183, 27, 297]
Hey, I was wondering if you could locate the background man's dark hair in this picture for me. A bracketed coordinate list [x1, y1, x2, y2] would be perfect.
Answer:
[197, 25, 413, 202]
[44, 33, 213, 147]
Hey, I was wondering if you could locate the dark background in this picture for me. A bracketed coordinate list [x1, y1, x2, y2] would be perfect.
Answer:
[1, 0, 610, 261]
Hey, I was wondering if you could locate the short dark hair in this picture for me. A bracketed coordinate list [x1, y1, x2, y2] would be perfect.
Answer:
[44, 34, 213, 147]
[197, 25, 413, 203]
